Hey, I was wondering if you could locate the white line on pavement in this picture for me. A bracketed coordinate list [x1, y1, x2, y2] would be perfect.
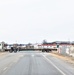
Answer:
[32, 54, 34, 57]
[42, 54, 66, 75]
[3, 67, 8, 71]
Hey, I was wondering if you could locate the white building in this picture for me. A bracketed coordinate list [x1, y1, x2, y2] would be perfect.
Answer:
[0, 42, 7, 51]
[33, 43, 39, 49]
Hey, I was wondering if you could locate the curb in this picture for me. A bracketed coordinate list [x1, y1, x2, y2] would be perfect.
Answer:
[50, 52, 74, 64]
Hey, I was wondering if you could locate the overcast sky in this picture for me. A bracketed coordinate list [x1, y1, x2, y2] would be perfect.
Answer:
[0, 0, 74, 44]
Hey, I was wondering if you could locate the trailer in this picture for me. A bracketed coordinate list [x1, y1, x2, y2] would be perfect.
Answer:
[40, 44, 57, 52]
[41, 48, 57, 52]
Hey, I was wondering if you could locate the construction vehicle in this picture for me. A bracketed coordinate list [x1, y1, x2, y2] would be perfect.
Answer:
[9, 44, 18, 53]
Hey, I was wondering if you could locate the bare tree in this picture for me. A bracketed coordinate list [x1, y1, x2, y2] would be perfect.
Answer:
[42, 39, 47, 44]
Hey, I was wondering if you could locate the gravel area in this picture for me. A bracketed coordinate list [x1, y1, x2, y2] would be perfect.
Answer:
[50, 51, 74, 65]
[0, 52, 8, 56]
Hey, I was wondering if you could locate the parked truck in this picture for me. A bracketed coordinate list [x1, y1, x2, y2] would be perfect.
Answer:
[9, 44, 18, 53]
[41, 47, 57, 52]
[40, 45, 57, 52]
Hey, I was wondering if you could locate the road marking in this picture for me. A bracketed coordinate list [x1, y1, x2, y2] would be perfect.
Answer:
[42, 55, 66, 75]
[3, 67, 8, 71]
[32, 54, 34, 57]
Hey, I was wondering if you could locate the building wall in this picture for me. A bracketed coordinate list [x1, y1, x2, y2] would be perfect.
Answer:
[57, 45, 74, 57]
[69, 45, 74, 57]
[0, 42, 8, 51]
[0, 42, 5, 51]
[0, 43, 2, 51]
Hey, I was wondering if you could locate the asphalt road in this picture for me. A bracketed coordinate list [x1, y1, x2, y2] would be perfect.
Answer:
[0, 51, 74, 75]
